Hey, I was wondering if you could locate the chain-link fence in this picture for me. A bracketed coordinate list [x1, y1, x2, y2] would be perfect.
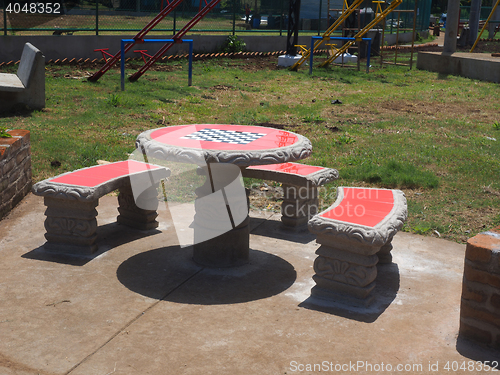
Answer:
[1, 0, 431, 36]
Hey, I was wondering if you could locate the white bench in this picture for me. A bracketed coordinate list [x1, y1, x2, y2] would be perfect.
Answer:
[32, 161, 170, 255]
[242, 162, 339, 227]
[0, 43, 45, 111]
[307, 187, 407, 307]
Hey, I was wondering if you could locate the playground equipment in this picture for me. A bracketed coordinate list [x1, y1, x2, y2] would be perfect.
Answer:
[88, 0, 220, 82]
[470, 0, 500, 52]
[289, 0, 365, 70]
[319, 0, 402, 68]
[290, 0, 402, 71]
[308, 36, 372, 74]
[120, 39, 193, 91]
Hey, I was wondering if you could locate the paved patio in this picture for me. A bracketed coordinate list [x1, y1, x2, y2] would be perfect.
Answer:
[0, 193, 498, 375]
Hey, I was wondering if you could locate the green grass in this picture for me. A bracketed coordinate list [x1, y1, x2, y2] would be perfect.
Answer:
[1, 53, 499, 243]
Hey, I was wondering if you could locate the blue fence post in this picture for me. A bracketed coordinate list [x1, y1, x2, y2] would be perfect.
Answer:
[121, 39, 128, 91]
[188, 40, 193, 86]
[366, 39, 371, 73]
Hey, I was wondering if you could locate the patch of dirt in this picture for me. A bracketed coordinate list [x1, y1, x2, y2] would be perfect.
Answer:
[211, 84, 233, 90]
[247, 182, 283, 212]
[255, 122, 298, 130]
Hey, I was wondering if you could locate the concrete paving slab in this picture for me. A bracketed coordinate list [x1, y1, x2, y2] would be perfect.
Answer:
[0, 193, 499, 375]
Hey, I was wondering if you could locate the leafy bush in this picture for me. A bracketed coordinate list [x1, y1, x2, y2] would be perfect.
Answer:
[220, 35, 246, 53]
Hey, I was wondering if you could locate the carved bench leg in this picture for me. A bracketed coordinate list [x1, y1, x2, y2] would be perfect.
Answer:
[311, 237, 380, 307]
[117, 182, 160, 230]
[377, 239, 393, 264]
[281, 183, 318, 227]
[43, 196, 98, 254]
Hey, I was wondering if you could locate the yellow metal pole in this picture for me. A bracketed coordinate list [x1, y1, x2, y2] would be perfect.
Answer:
[289, 0, 364, 70]
[321, 0, 402, 67]
[470, 0, 500, 52]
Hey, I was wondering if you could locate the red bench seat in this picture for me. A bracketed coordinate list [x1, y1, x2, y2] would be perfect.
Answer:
[307, 187, 407, 307]
[242, 162, 339, 227]
[32, 160, 170, 255]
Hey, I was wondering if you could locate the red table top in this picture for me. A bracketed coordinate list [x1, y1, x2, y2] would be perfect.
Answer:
[149, 124, 299, 151]
[321, 188, 395, 228]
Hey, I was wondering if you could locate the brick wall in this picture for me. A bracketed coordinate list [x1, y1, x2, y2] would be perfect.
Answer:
[460, 227, 500, 349]
[0, 130, 31, 220]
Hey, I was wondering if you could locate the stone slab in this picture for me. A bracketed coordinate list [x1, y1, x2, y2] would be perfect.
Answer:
[277, 54, 302, 67]
[0, 74, 25, 92]
[417, 51, 500, 83]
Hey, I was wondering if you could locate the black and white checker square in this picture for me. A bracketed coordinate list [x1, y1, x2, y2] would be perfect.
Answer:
[181, 128, 266, 145]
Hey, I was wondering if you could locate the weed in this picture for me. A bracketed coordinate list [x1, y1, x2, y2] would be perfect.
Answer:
[187, 96, 203, 104]
[413, 222, 432, 235]
[106, 94, 121, 107]
[303, 114, 325, 123]
[337, 133, 355, 144]
[0, 126, 12, 138]
[493, 121, 500, 130]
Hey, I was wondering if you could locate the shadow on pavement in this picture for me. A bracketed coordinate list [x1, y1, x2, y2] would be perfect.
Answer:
[117, 247, 297, 304]
[22, 222, 162, 266]
[299, 263, 401, 323]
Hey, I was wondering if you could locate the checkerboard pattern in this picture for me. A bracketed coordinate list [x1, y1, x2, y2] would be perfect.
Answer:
[181, 128, 266, 145]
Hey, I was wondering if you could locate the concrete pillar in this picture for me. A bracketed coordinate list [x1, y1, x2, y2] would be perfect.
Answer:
[468, 0, 481, 45]
[488, 4, 500, 39]
[281, 183, 318, 227]
[117, 182, 160, 230]
[43, 197, 98, 254]
[443, 0, 460, 54]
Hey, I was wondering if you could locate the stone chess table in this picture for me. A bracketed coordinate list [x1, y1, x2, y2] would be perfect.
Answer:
[135, 124, 313, 267]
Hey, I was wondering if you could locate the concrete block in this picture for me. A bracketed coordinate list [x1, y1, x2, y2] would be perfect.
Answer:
[417, 51, 500, 83]
[0, 43, 45, 111]
[278, 55, 302, 67]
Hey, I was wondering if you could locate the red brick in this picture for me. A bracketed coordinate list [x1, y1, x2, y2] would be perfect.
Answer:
[16, 148, 28, 164]
[2, 158, 16, 175]
[491, 226, 500, 235]
[16, 173, 27, 189]
[494, 333, 500, 349]
[464, 262, 500, 289]
[0, 146, 8, 158]
[0, 177, 8, 194]
[491, 294, 500, 310]
[462, 280, 487, 303]
[0, 136, 17, 148]
[8, 167, 21, 185]
[459, 319, 492, 344]
[461, 299, 500, 329]
[0, 201, 12, 219]
[466, 234, 496, 263]
[1, 185, 16, 204]
[7, 129, 29, 142]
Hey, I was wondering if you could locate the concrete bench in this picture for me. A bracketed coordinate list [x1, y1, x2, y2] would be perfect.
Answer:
[242, 162, 339, 227]
[32, 160, 170, 255]
[307, 187, 407, 307]
[0, 43, 45, 112]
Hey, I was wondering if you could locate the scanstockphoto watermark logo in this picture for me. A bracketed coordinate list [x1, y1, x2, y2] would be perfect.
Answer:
[127, 144, 248, 247]
[289, 360, 500, 373]
[289, 361, 426, 373]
